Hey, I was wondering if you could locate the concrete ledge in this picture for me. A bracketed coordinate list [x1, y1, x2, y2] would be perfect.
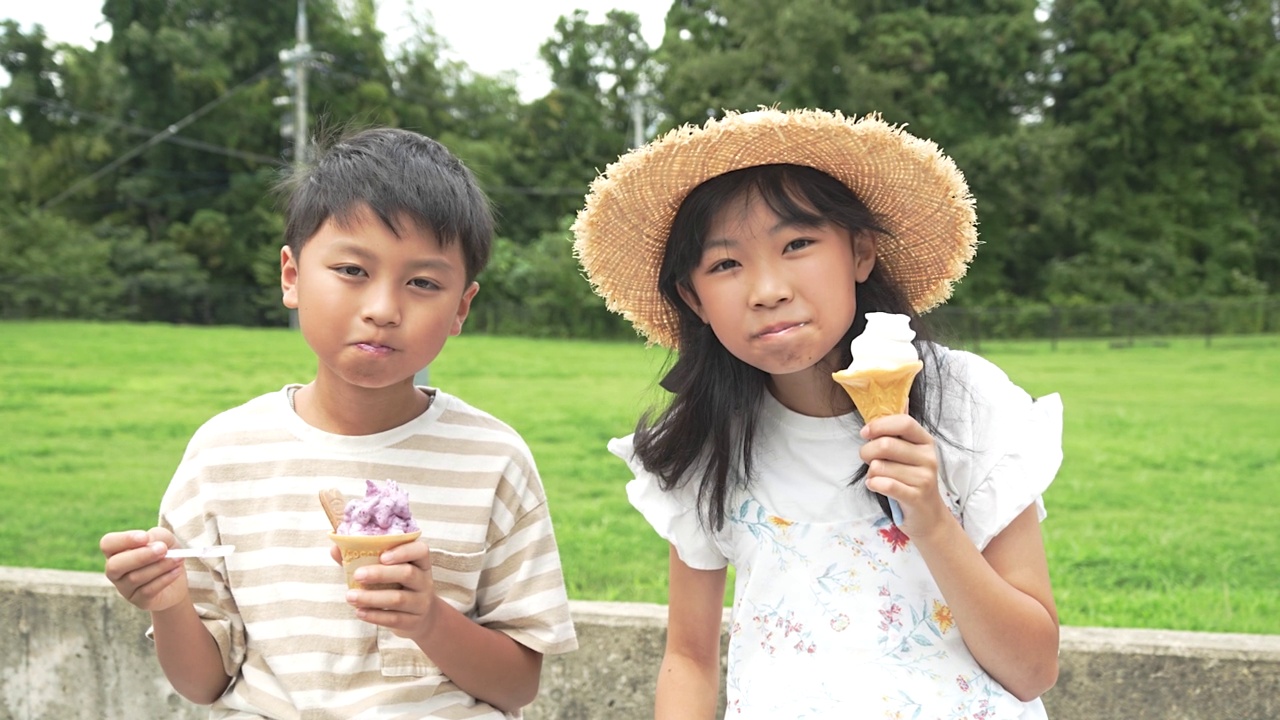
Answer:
[3, 566, 1278, 719]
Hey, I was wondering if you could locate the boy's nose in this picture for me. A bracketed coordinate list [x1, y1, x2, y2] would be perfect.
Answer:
[362, 284, 401, 326]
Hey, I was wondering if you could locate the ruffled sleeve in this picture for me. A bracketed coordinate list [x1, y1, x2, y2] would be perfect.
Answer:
[609, 435, 728, 570]
[940, 352, 1064, 550]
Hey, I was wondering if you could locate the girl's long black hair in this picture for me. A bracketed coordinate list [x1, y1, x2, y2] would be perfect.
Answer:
[633, 164, 945, 531]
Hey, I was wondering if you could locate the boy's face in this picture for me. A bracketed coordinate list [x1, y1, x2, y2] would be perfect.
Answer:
[280, 206, 477, 395]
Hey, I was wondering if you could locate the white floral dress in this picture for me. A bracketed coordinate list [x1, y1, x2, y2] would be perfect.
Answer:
[614, 350, 1063, 719]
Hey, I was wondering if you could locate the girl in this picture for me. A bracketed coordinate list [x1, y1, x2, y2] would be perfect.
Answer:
[573, 108, 1063, 718]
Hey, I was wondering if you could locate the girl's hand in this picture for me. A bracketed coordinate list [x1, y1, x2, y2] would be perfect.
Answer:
[100, 528, 190, 612]
[860, 414, 950, 536]
[343, 539, 439, 639]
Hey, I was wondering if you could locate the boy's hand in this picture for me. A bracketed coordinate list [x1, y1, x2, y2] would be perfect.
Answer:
[100, 529, 190, 612]
[343, 539, 439, 639]
[860, 414, 950, 537]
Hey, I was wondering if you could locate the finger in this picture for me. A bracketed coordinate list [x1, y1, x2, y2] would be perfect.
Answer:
[100, 530, 151, 558]
[330, 545, 343, 566]
[347, 586, 406, 612]
[380, 539, 430, 566]
[115, 554, 183, 595]
[866, 457, 928, 482]
[865, 435, 936, 468]
[860, 414, 933, 444]
[104, 542, 173, 582]
[127, 563, 184, 604]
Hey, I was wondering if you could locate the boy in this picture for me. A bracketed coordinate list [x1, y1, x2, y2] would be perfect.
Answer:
[100, 128, 578, 718]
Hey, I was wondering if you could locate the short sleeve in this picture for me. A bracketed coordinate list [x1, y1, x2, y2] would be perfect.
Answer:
[940, 352, 1064, 550]
[472, 498, 579, 656]
[153, 428, 247, 679]
[610, 435, 728, 570]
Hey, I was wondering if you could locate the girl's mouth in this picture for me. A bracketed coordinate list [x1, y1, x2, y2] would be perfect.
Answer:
[757, 322, 807, 339]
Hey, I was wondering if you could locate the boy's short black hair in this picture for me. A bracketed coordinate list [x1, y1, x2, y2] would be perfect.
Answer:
[278, 127, 493, 282]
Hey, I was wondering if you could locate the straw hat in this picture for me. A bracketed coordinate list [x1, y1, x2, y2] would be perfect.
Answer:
[572, 107, 978, 349]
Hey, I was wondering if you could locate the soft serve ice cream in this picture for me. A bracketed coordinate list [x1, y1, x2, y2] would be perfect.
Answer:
[337, 479, 419, 535]
[842, 312, 921, 374]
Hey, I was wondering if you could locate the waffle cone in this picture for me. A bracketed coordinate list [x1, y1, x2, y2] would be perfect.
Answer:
[328, 531, 421, 590]
[832, 360, 923, 421]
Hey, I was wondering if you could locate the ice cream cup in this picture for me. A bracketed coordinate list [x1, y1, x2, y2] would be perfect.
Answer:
[329, 531, 421, 590]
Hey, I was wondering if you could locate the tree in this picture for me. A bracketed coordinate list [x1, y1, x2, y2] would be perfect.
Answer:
[1044, 0, 1280, 301]
[656, 0, 1053, 304]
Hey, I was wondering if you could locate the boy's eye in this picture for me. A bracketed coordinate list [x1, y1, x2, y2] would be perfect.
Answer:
[409, 278, 438, 290]
[335, 265, 365, 277]
[785, 238, 814, 252]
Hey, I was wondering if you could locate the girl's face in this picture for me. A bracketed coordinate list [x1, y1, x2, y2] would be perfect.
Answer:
[677, 192, 876, 396]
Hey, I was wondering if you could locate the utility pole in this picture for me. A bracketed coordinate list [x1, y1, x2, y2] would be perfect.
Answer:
[279, 0, 312, 329]
[292, 0, 309, 174]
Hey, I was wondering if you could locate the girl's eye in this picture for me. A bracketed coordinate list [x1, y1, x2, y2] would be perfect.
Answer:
[410, 278, 438, 290]
[708, 258, 740, 273]
[785, 238, 814, 252]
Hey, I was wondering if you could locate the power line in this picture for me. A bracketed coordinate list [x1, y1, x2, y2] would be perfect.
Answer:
[7, 91, 282, 166]
[38, 61, 282, 210]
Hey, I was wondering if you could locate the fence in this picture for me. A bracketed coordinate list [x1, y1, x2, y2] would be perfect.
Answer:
[3, 280, 1277, 348]
[929, 297, 1280, 350]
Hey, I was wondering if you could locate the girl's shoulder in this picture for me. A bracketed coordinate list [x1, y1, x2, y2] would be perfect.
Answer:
[924, 344, 1034, 418]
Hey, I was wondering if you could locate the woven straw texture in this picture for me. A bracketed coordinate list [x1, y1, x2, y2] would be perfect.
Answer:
[572, 108, 978, 350]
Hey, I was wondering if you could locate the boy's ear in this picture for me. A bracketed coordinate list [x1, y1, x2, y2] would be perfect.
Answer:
[852, 232, 877, 283]
[280, 246, 300, 309]
[450, 281, 480, 336]
[676, 282, 708, 323]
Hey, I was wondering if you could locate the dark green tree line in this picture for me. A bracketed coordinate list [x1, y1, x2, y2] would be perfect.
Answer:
[1, 1, 1275, 332]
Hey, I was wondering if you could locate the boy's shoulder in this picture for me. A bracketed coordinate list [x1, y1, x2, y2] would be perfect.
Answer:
[183, 388, 290, 454]
[430, 389, 532, 453]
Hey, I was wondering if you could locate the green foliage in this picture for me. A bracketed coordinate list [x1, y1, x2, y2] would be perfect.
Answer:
[0, 0, 1276, 331]
[472, 219, 634, 340]
[0, 209, 121, 318]
[1045, 0, 1280, 302]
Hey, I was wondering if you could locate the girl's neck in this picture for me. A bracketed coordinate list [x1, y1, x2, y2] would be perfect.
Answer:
[767, 369, 853, 418]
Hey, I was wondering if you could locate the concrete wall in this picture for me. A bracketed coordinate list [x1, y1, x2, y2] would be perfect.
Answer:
[3, 566, 1278, 720]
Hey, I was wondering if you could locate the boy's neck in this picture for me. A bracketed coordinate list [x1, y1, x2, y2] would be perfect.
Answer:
[292, 380, 432, 436]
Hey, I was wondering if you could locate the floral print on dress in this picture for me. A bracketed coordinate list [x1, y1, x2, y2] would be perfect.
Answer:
[721, 496, 1029, 719]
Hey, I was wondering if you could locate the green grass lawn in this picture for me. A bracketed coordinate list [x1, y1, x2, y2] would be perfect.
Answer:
[1, 321, 1276, 634]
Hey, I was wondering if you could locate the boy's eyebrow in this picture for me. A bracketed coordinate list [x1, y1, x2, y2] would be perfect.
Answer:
[332, 240, 457, 271]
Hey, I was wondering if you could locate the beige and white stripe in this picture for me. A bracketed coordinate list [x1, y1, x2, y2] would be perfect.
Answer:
[154, 387, 577, 719]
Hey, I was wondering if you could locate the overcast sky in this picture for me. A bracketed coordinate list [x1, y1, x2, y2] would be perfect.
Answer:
[2, 1, 668, 100]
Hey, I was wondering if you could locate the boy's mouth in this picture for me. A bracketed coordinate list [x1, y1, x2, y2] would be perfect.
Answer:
[354, 342, 394, 356]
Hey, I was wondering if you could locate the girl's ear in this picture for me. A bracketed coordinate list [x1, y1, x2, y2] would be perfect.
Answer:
[852, 232, 877, 283]
[676, 282, 709, 323]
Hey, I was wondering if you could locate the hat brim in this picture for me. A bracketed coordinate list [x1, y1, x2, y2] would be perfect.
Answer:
[572, 108, 978, 349]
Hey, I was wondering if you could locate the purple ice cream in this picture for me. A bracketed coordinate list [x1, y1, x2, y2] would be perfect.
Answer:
[336, 480, 419, 535]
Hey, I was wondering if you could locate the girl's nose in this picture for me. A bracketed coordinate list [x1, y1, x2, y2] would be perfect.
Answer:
[749, 266, 793, 308]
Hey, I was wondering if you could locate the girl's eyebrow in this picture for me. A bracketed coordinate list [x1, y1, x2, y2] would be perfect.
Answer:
[702, 237, 740, 252]
[704, 218, 821, 251]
